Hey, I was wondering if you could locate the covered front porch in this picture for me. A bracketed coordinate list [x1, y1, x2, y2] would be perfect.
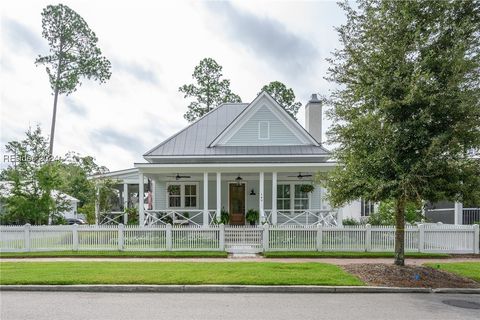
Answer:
[134, 163, 340, 227]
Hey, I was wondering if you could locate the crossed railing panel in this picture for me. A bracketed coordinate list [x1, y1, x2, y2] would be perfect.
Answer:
[264, 209, 338, 227]
[144, 210, 216, 226]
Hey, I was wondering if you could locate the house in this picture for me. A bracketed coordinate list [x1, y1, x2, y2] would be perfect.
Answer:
[0, 181, 81, 221]
[94, 91, 351, 226]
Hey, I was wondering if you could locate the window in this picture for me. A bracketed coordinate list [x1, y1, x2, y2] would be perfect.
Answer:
[361, 199, 375, 216]
[277, 184, 290, 210]
[258, 121, 270, 140]
[184, 185, 197, 208]
[168, 184, 181, 208]
[277, 183, 310, 210]
[167, 183, 198, 208]
[294, 185, 309, 210]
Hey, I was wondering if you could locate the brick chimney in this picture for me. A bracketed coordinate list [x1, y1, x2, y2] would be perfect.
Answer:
[305, 94, 322, 144]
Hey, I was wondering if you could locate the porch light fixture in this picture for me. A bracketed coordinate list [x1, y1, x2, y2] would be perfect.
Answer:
[250, 189, 256, 196]
[235, 175, 243, 185]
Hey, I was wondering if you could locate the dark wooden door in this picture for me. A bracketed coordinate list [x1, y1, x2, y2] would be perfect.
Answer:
[229, 184, 245, 225]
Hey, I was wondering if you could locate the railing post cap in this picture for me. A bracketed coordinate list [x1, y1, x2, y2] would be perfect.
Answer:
[25, 223, 31, 226]
[366, 223, 371, 227]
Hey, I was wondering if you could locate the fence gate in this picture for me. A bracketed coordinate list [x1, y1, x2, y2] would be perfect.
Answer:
[224, 226, 263, 253]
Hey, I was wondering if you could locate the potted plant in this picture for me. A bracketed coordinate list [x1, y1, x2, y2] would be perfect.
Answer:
[220, 208, 229, 224]
[246, 209, 259, 225]
[300, 184, 315, 193]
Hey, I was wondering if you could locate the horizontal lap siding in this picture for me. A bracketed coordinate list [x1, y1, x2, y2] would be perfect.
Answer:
[225, 105, 303, 146]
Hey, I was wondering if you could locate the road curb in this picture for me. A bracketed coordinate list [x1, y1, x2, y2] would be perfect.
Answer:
[2, 285, 478, 294]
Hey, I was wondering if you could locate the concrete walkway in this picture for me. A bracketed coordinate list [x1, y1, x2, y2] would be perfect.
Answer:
[1, 257, 479, 265]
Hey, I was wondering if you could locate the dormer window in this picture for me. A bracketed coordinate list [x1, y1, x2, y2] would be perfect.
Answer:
[258, 121, 270, 140]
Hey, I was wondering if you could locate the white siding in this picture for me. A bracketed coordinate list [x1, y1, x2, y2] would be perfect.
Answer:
[224, 104, 303, 146]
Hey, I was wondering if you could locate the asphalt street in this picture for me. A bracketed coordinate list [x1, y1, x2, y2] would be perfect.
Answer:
[1, 291, 479, 320]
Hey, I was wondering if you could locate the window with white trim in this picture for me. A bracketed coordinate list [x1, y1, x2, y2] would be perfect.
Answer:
[294, 185, 309, 210]
[277, 183, 310, 210]
[361, 199, 375, 216]
[258, 121, 270, 140]
[167, 183, 198, 208]
[277, 184, 291, 210]
[184, 184, 197, 208]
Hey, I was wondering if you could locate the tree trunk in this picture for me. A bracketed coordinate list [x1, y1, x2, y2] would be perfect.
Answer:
[394, 198, 406, 266]
[49, 87, 60, 155]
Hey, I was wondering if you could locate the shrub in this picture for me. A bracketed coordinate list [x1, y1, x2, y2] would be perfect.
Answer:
[342, 217, 360, 225]
[246, 209, 259, 225]
[367, 199, 424, 225]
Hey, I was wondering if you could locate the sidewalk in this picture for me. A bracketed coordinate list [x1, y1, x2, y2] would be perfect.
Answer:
[1, 256, 479, 265]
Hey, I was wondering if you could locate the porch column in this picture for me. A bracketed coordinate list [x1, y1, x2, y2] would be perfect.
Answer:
[203, 172, 209, 226]
[123, 183, 128, 224]
[454, 202, 463, 225]
[216, 172, 221, 221]
[271, 172, 277, 225]
[259, 172, 265, 223]
[139, 172, 144, 226]
[152, 179, 156, 210]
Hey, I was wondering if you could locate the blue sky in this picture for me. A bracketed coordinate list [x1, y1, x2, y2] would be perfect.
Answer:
[0, 0, 346, 170]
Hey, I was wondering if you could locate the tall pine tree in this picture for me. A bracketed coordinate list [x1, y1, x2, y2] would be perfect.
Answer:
[179, 58, 241, 122]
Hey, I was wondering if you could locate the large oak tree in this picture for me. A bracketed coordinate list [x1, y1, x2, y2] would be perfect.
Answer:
[326, 0, 480, 265]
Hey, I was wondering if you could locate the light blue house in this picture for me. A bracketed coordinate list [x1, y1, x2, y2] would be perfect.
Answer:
[93, 92, 356, 226]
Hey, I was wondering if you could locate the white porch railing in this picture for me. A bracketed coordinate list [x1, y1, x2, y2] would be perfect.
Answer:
[264, 209, 338, 226]
[99, 211, 126, 225]
[144, 210, 217, 226]
[2, 223, 478, 253]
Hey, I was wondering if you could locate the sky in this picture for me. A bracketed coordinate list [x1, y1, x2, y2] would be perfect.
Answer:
[0, 0, 346, 171]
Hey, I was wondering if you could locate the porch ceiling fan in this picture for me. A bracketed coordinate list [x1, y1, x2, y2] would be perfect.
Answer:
[288, 172, 313, 179]
[166, 173, 191, 180]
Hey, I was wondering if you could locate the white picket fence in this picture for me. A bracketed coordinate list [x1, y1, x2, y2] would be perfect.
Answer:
[0, 224, 478, 253]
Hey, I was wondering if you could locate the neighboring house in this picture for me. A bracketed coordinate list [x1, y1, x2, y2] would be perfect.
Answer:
[93, 91, 376, 226]
[0, 181, 81, 220]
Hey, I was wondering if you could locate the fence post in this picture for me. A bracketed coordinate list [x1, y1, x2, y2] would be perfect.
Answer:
[24, 223, 31, 252]
[316, 224, 323, 252]
[166, 224, 172, 251]
[72, 224, 79, 251]
[118, 224, 124, 251]
[263, 224, 269, 252]
[219, 224, 225, 251]
[474, 224, 479, 254]
[418, 224, 425, 253]
[365, 224, 371, 252]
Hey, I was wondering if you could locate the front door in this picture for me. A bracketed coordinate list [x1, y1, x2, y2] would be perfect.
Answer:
[229, 183, 245, 225]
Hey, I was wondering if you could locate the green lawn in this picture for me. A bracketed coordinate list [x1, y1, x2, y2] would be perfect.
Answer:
[425, 262, 480, 282]
[264, 251, 451, 259]
[0, 261, 363, 286]
[0, 251, 227, 259]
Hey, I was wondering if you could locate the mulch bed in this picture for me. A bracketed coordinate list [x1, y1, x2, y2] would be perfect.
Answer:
[343, 263, 480, 288]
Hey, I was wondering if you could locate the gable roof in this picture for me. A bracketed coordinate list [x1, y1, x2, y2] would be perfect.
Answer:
[143, 92, 331, 163]
[210, 91, 320, 147]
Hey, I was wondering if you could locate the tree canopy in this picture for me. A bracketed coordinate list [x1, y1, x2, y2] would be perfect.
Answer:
[179, 58, 242, 122]
[326, 0, 480, 265]
[0, 126, 110, 224]
[36, 4, 111, 154]
[260, 81, 302, 119]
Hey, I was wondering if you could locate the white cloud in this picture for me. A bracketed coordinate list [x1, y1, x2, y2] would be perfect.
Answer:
[0, 0, 345, 171]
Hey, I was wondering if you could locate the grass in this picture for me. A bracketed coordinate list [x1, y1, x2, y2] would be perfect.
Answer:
[0, 251, 228, 259]
[425, 262, 480, 282]
[264, 251, 451, 259]
[0, 262, 364, 286]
